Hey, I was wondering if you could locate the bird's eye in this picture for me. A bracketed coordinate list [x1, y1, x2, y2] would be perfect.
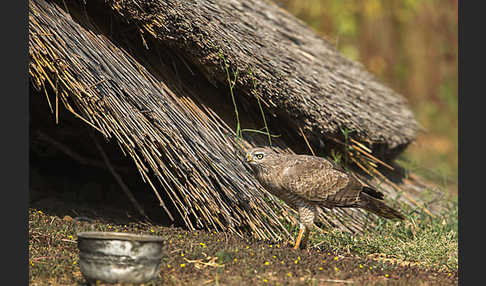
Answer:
[255, 153, 264, 160]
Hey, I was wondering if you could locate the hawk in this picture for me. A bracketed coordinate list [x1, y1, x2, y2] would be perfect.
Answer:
[245, 147, 404, 249]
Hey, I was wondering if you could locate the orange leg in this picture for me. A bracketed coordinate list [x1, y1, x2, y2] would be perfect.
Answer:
[293, 224, 305, 250]
[301, 228, 310, 249]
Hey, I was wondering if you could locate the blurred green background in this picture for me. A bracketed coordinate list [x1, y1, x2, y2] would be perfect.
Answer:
[279, 0, 458, 194]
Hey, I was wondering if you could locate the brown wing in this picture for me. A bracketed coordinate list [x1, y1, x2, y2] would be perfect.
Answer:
[278, 155, 362, 206]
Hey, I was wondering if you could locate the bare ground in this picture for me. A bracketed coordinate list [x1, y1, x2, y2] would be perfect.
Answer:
[29, 176, 457, 286]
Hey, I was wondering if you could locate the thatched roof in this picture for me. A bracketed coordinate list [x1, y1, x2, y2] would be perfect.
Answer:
[105, 0, 419, 159]
[29, 0, 440, 241]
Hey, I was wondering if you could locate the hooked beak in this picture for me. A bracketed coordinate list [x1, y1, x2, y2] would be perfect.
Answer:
[245, 154, 253, 162]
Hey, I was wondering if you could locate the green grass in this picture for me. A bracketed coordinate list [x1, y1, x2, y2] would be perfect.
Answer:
[218, 49, 242, 140]
[308, 199, 458, 272]
[217, 48, 277, 146]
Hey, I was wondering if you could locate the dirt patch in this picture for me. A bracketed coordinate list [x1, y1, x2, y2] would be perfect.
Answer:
[29, 203, 457, 285]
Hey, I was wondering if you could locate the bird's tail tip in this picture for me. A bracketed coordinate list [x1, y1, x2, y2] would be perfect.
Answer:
[360, 193, 405, 220]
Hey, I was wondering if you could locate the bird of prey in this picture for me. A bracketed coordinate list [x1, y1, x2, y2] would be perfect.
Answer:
[245, 147, 404, 249]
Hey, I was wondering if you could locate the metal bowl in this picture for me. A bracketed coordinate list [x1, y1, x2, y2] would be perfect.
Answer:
[77, 231, 164, 284]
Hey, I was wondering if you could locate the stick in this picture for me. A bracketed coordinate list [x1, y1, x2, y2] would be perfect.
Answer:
[323, 279, 354, 284]
[35, 130, 133, 173]
[298, 126, 315, 156]
[90, 131, 149, 221]
[351, 142, 394, 171]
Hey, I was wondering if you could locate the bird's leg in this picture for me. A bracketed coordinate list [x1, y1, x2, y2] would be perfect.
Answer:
[295, 204, 315, 250]
[300, 225, 311, 249]
[293, 223, 306, 250]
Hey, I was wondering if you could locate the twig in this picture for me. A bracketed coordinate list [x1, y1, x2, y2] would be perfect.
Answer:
[89, 131, 149, 221]
[350, 141, 394, 171]
[298, 126, 315, 156]
[35, 130, 133, 173]
[322, 279, 354, 284]
[31, 256, 58, 262]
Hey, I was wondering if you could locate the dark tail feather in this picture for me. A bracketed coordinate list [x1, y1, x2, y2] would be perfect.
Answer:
[362, 186, 385, 200]
[359, 188, 405, 220]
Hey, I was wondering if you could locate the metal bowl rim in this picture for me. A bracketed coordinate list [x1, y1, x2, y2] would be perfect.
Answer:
[77, 231, 164, 242]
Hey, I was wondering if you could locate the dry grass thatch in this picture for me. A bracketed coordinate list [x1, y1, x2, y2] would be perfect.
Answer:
[103, 0, 419, 160]
[29, 0, 295, 241]
[29, 0, 445, 241]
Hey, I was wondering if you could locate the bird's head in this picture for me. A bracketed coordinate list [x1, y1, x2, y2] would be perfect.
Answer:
[245, 147, 277, 172]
